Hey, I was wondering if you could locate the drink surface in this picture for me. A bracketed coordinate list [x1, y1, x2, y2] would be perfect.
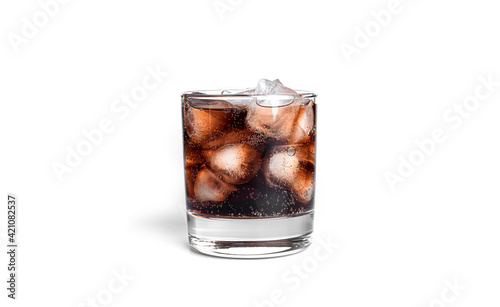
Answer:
[183, 95, 316, 218]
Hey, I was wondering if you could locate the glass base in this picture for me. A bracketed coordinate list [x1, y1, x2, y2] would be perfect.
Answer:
[187, 211, 313, 259]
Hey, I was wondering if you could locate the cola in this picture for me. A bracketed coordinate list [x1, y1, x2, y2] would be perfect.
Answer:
[182, 81, 316, 218]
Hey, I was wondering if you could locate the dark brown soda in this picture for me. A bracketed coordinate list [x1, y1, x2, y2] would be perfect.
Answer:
[182, 98, 315, 218]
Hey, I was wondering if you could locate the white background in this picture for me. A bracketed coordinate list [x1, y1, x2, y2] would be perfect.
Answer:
[1, 0, 500, 306]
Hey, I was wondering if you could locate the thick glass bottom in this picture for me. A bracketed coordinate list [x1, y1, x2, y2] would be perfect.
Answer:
[187, 211, 313, 258]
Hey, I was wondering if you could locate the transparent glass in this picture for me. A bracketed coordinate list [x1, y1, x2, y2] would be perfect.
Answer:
[182, 90, 316, 258]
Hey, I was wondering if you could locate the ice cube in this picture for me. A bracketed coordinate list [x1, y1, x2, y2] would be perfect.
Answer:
[222, 88, 255, 95]
[255, 79, 296, 96]
[289, 99, 315, 144]
[184, 102, 233, 146]
[220, 90, 255, 108]
[246, 101, 301, 140]
[308, 140, 315, 164]
[187, 98, 237, 109]
[291, 169, 314, 205]
[254, 79, 299, 107]
[184, 166, 198, 199]
[200, 128, 266, 150]
[184, 145, 203, 167]
[204, 143, 262, 185]
[245, 79, 304, 140]
[193, 166, 237, 202]
[262, 145, 315, 204]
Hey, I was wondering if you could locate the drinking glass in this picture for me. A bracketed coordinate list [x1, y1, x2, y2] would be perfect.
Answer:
[182, 90, 316, 258]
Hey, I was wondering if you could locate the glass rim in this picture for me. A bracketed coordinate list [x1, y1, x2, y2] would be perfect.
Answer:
[182, 90, 317, 100]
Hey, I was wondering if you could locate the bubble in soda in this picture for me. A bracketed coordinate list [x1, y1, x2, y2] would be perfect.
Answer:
[204, 143, 262, 185]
